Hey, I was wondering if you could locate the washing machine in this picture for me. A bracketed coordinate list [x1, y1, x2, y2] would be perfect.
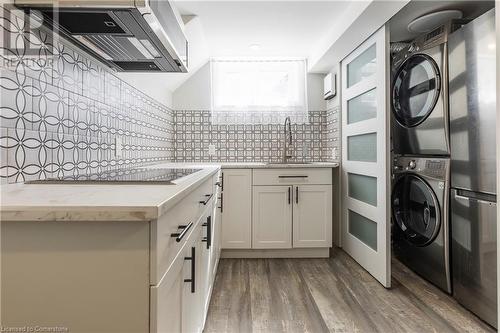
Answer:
[391, 23, 459, 156]
[392, 156, 451, 293]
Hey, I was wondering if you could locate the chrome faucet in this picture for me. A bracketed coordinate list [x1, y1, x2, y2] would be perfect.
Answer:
[283, 116, 293, 163]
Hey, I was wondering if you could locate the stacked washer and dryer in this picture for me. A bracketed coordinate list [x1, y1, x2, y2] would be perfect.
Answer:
[391, 22, 455, 294]
[391, 9, 497, 328]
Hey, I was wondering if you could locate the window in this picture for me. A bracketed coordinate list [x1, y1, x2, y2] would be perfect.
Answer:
[210, 59, 308, 124]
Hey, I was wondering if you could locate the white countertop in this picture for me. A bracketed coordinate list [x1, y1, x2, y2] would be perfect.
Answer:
[176, 162, 340, 169]
[0, 162, 338, 222]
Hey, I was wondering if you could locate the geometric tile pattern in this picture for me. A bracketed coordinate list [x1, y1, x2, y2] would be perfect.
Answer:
[324, 106, 341, 162]
[0, 6, 340, 184]
[0, 6, 174, 184]
[174, 109, 340, 163]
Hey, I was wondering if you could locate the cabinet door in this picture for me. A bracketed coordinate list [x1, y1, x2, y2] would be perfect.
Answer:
[199, 213, 212, 321]
[252, 186, 292, 249]
[221, 169, 252, 248]
[150, 257, 183, 333]
[293, 185, 333, 248]
[182, 227, 203, 333]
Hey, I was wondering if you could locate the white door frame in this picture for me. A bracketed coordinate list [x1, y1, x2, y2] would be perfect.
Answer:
[341, 25, 391, 288]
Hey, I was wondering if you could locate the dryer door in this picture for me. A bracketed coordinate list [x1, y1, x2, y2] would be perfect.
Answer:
[392, 54, 441, 128]
[392, 174, 441, 246]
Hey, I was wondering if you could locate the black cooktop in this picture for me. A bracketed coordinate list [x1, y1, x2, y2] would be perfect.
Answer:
[27, 168, 202, 184]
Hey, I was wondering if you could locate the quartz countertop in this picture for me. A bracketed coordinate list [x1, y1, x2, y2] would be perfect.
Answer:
[174, 162, 340, 169]
[0, 165, 220, 222]
[0, 161, 338, 222]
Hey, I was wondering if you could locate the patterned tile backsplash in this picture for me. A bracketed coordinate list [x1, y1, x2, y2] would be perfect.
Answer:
[0, 5, 340, 184]
[0, 6, 175, 183]
[174, 108, 339, 163]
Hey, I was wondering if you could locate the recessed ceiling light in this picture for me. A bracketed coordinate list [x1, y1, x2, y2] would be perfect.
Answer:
[249, 44, 261, 51]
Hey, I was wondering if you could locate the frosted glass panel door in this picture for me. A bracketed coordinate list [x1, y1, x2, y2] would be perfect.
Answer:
[341, 25, 391, 287]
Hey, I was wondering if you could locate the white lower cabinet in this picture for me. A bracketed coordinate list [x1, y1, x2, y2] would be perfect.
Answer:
[152, 174, 222, 333]
[252, 186, 293, 248]
[293, 185, 333, 248]
[221, 169, 252, 248]
[249, 169, 333, 251]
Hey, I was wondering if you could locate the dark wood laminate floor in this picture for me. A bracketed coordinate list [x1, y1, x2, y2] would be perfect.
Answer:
[204, 249, 495, 333]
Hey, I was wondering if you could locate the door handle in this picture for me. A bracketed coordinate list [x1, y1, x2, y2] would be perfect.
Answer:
[218, 193, 223, 213]
[202, 215, 212, 249]
[184, 246, 196, 293]
[170, 222, 193, 242]
[288, 186, 291, 205]
[199, 193, 213, 205]
[296, 186, 299, 204]
[278, 175, 308, 178]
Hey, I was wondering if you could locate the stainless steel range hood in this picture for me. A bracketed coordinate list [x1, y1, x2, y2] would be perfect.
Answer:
[14, 0, 188, 72]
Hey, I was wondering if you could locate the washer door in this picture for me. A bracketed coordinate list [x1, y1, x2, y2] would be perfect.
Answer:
[392, 54, 441, 128]
[392, 174, 441, 246]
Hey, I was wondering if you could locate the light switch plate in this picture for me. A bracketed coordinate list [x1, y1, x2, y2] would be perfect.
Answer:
[208, 144, 216, 156]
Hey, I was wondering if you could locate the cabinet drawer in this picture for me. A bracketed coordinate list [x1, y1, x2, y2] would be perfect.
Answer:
[150, 221, 202, 333]
[252, 168, 332, 185]
[151, 177, 214, 285]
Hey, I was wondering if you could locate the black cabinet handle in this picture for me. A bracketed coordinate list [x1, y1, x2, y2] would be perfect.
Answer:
[202, 215, 212, 249]
[278, 175, 308, 178]
[296, 186, 299, 204]
[170, 222, 193, 242]
[199, 193, 213, 205]
[184, 246, 195, 293]
[221, 173, 224, 191]
[218, 193, 223, 213]
[288, 187, 291, 205]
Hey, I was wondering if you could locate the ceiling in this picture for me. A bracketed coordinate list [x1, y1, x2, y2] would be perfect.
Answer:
[173, 1, 354, 58]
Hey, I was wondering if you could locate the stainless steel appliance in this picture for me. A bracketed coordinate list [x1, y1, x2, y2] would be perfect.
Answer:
[391, 23, 460, 156]
[14, 0, 188, 72]
[448, 8, 497, 328]
[26, 167, 201, 184]
[392, 156, 451, 293]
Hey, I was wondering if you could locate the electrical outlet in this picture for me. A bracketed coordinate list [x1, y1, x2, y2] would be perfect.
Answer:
[208, 144, 216, 156]
[115, 136, 123, 158]
[332, 147, 338, 160]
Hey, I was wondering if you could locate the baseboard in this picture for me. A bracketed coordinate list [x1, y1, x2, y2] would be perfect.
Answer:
[221, 248, 330, 258]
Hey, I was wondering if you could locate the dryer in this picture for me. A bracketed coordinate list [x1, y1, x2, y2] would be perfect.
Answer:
[391, 23, 459, 156]
[392, 156, 451, 293]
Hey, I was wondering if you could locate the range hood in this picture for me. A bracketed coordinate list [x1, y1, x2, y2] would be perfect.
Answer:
[15, 0, 188, 72]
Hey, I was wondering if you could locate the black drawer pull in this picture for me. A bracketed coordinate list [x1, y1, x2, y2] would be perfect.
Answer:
[278, 175, 309, 178]
[199, 193, 213, 205]
[218, 193, 223, 213]
[184, 246, 196, 293]
[202, 215, 212, 249]
[170, 222, 193, 242]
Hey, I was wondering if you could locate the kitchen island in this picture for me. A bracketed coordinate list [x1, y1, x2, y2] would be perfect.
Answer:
[1, 164, 222, 333]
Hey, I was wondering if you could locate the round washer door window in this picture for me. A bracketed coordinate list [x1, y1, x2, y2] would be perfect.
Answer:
[392, 54, 441, 128]
[392, 174, 440, 246]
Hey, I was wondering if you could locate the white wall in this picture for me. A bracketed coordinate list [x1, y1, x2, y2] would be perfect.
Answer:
[172, 61, 327, 111]
[172, 62, 212, 110]
[116, 73, 173, 108]
[325, 63, 341, 109]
